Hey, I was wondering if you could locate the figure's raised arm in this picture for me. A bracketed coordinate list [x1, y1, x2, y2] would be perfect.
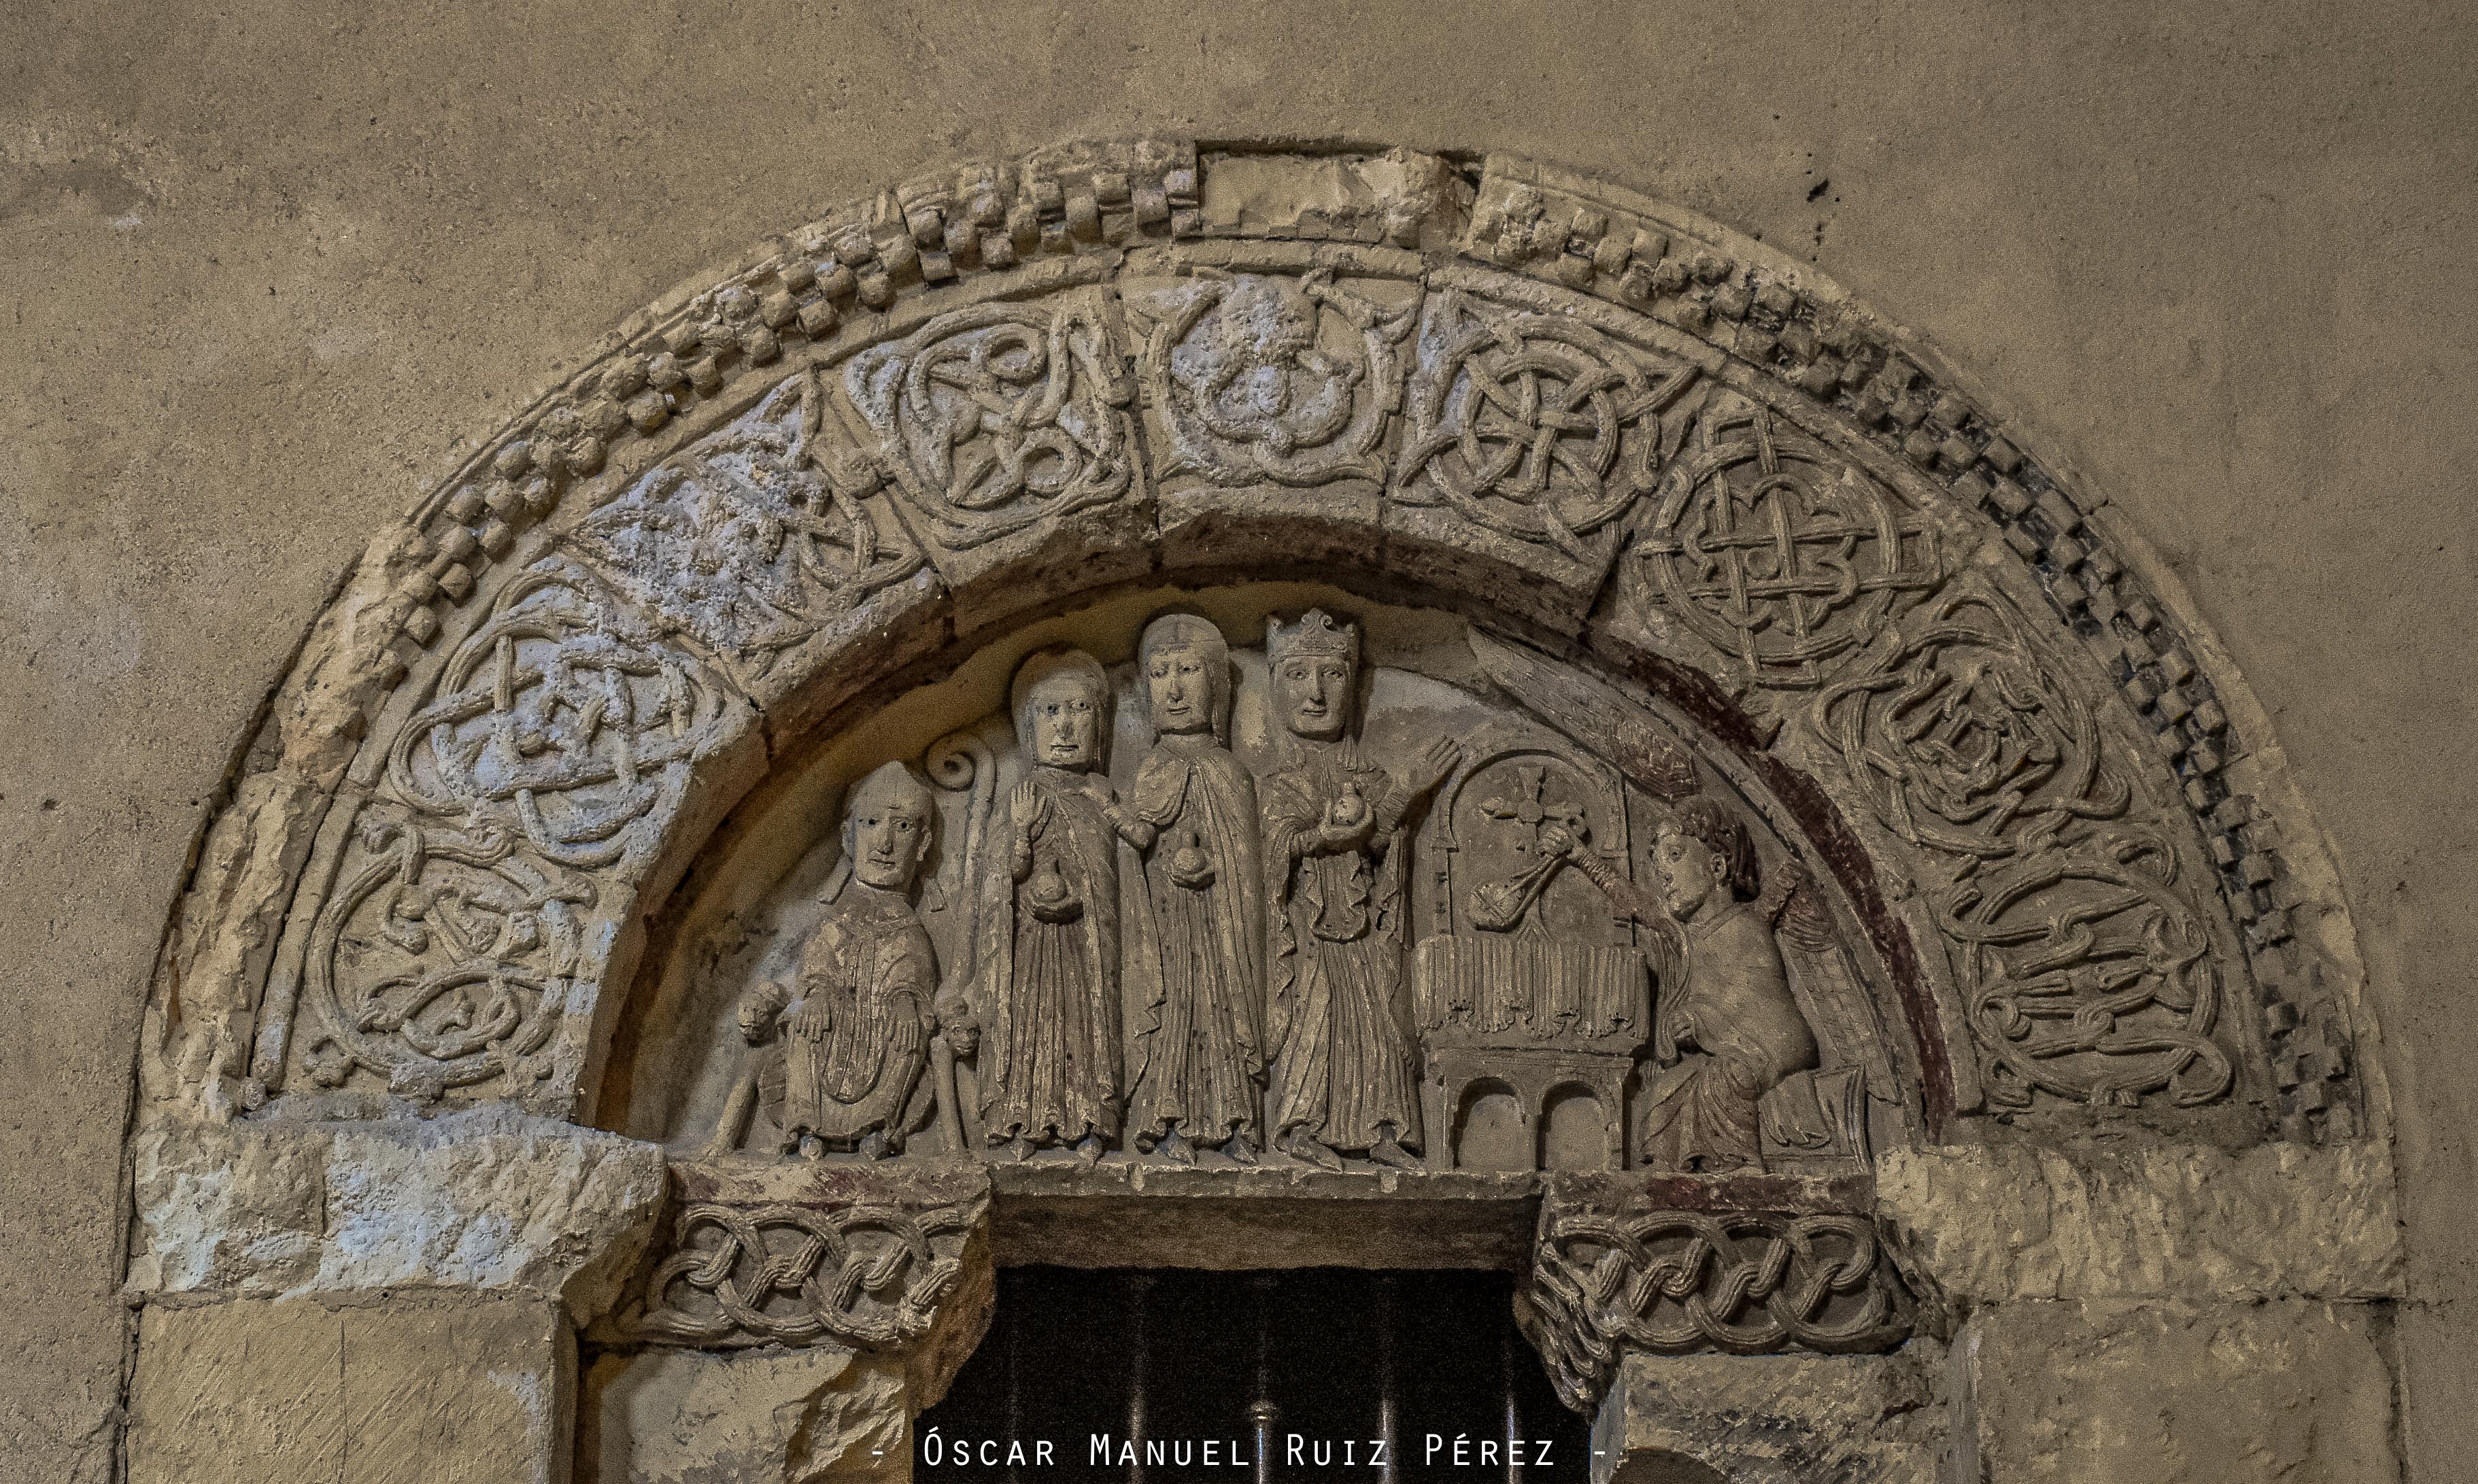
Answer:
[1539, 823, 1673, 943]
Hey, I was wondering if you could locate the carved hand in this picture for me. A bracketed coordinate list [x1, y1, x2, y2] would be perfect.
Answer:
[788, 995, 834, 1042]
[1009, 780, 1049, 834]
[1537, 821, 1580, 859]
[1410, 736, 1463, 797]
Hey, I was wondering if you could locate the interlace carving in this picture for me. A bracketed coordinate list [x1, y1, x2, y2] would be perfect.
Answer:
[847, 288, 1137, 550]
[1398, 289, 1701, 562]
[1524, 1204, 1910, 1412]
[1633, 400, 1944, 687]
[1815, 586, 2234, 1108]
[1132, 268, 1414, 486]
[297, 564, 730, 1100]
[298, 808, 593, 1100]
[637, 1199, 979, 1348]
[386, 565, 730, 869]
[567, 370, 923, 670]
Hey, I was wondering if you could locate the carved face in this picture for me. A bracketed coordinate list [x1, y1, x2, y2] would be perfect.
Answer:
[846, 774, 929, 891]
[1144, 644, 1215, 735]
[1023, 672, 1104, 769]
[1652, 826, 1729, 921]
[1274, 651, 1355, 740]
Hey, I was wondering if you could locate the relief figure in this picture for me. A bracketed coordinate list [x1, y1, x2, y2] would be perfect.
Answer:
[732, 760, 940, 1160]
[978, 648, 1123, 1162]
[1121, 615, 1268, 1164]
[1543, 798, 1818, 1171]
[1260, 610, 1460, 1170]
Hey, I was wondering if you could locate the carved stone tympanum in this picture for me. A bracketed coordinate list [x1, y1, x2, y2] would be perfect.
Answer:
[131, 139, 2383, 1483]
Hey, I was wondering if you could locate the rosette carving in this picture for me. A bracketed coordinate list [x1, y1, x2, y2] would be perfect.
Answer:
[295, 807, 594, 1100]
[1132, 267, 1414, 486]
[1633, 399, 1944, 688]
[566, 370, 922, 671]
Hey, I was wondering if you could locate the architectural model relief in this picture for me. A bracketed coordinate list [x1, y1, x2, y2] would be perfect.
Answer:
[122, 139, 2400, 1484]
[669, 604, 1896, 1179]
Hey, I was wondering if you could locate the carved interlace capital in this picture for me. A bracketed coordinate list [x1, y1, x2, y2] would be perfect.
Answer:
[625, 1160, 994, 1363]
[1518, 1173, 1914, 1413]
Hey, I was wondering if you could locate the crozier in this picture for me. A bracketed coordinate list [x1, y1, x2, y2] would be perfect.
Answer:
[121, 139, 2399, 1484]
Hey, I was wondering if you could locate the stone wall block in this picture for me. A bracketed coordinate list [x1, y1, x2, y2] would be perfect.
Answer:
[1950, 1298, 2400, 1483]
[128, 1292, 573, 1484]
[583, 1346, 909, 1484]
[1122, 239, 1421, 576]
[131, 1109, 668, 1326]
[1591, 1346, 1948, 1484]
[1876, 1139, 2404, 1306]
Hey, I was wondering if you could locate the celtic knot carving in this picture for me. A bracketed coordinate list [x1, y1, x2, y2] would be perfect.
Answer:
[1814, 587, 2128, 861]
[1814, 585, 2235, 1109]
[1523, 1202, 1910, 1413]
[847, 288, 1137, 550]
[637, 1199, 979, 1349]
[1946, 835, 2234, 1109]
[1132, 268, 1414, 486]
[387, 564, 732, 870]
[1632, 399, 1944, 688]
[1399, 290, 1702, 563]
[296, 806, 594, 1101]
[568, 370, 923, 671]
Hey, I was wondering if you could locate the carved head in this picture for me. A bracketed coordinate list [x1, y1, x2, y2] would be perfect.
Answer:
[1654, 797, 1760, 920]
[1010, 646, 1110, 772]
[1139, 613, 1229, 739]
[843, 760, 934, 893]
[1267, 608, 1359, 742]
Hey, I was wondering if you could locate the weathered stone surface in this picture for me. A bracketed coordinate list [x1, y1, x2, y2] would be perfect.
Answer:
[129, 1109, 667, 1323]
[1195, 146, 1462, 247]
[1953, 1298, 2399, 1483]
[127, 1293, 571, 1484]
[1877, 1139, 2403, 1304]
[584, 1346, 907, 1484]
[1591, 1345, 1946, 1484]
[3, 30, 2464, 1480]
[625, 1160, 994, 1404]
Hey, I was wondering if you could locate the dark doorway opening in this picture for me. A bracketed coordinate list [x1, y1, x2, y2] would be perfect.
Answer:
[919, 1268, 1587, 1481]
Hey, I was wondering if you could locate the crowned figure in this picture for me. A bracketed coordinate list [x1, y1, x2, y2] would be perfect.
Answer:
[1258, 609, 1460, 1169]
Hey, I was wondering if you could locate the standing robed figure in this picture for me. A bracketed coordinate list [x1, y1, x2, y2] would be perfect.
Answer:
[1121, 614, 1268, 1164]
[1258, 609, 1459, 1169]
[976, 646, 1125, 1162]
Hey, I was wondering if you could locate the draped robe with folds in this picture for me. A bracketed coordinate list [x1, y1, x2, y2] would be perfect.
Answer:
[1635, 898, 1818, 1170]
[1260, 739, 1423, 1153]
[764, 880, 937, 1150]
[1124, 734, 1265, 1144]
[977, 765, 1122, 1147]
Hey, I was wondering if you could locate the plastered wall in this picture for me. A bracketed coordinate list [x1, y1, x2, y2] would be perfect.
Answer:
[2, 2, 2471, 1479]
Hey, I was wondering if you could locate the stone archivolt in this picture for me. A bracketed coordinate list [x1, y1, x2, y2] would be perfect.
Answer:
[127, 139, 2387, 1450]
